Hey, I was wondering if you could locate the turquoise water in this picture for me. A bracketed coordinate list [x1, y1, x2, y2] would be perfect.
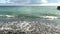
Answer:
[0, 6, 59, 17]
[0, 6, 60, 34]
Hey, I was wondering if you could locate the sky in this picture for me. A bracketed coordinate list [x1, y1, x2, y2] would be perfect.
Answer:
[0, 0, 60, 4]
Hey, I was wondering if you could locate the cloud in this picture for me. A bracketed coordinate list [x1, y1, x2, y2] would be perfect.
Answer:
[41, 0, 48, 3]
[0, 0, 6, 3]
[40, 3, 60, 6]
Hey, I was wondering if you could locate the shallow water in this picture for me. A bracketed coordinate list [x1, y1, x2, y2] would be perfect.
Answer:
[0, 17, 59, 30]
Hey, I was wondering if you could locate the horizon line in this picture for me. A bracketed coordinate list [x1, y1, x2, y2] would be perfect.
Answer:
[0, 3, 60, 6]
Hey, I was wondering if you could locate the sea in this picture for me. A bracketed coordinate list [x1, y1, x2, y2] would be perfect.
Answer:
[0, 6, 60, 34]
[0, 6, 59, 16]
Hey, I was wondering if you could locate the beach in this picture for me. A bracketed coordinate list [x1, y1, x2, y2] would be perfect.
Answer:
[0, 17, 59, 34]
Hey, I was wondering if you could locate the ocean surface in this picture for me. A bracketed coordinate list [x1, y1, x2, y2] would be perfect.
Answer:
[0, 6, 60, 34]
[0, 6, 59, 16]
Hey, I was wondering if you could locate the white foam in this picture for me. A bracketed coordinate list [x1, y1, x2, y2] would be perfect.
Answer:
[40, 16, 58, 20]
